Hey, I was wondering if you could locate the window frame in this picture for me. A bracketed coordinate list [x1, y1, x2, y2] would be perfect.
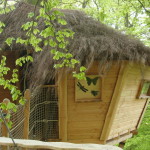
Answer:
[137, 80, 150, 99]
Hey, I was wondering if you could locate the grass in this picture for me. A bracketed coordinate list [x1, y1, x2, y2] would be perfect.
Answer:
[124, 102, 150, 150]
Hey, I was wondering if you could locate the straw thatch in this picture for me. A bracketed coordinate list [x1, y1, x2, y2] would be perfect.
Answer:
[0, 2, 150, 89]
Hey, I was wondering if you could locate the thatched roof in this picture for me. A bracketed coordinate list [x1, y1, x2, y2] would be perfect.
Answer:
[0, 2, 150, 89]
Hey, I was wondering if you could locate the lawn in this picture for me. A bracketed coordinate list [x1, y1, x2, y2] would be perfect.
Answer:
[124, 102, 150, 150]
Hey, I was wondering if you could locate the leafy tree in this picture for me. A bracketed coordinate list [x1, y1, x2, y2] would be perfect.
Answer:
[59, 0, 150, 46]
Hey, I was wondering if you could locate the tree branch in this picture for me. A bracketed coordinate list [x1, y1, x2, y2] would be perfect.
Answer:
[93, 0, 100, 11]
[137, 0, 150, 14]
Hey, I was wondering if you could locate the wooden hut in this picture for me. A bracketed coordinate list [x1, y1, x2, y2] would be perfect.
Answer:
[0, 2, 150, 145]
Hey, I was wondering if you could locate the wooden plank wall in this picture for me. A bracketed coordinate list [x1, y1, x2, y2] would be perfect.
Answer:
[67, 62, 120, 143]
[107, 63, 150, 140]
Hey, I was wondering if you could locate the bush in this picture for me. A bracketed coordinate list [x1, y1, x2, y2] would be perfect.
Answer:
[124, 103, 150, 150]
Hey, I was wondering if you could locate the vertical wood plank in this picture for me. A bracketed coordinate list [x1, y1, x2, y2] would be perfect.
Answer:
[59, 73, 68, 141]
[23, 89, 31, 139]
[100, 62, 129, 142]
[23, 89, 31, 150]
[22, 89, 31, 150]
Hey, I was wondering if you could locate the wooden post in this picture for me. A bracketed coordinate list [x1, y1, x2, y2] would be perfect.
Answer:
[59, 73, 68, 141]
[1, 98, 10, 150]
[137, 99, 149, 129]
[23, 89, 31, 150]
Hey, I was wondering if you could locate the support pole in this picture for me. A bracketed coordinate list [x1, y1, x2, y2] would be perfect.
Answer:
[59, 73, 68, 141]
[23, 89, 31, 150]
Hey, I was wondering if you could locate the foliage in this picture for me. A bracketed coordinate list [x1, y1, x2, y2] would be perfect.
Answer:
[59, 0, 150, 46]
[0, 56, 24, 127]
[0, 0, 86, 127]
[124, 103, 150, 150]
[17, 0, 86, 76]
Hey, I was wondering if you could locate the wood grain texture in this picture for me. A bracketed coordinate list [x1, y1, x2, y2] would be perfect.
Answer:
[23, 89, 31, 139]
[67, 62, 120, 142]
[59, 74, 68, 141]
[107, 62, 150, 140]
[23, 90, 31, 150]
[100, 62, 129, 141]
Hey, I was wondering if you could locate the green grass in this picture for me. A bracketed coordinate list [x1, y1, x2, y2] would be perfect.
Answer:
[124, 102, 150, 150]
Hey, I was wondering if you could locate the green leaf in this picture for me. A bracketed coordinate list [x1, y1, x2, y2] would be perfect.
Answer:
[49, 39, 57, 47]
[80, 66, 86, 72]
[11, 87, 16, 94]
[12, 93, 18, 101]
[6, 114, 11, 119]
[50, 49, 56, 54]
[58, 18, 67, 25]
[5, 37, 15, 46]
[33, 29, 40, 35]
[28, 12, 34, 18]
[0, 21, 5, 27]
[7, 121, 13, 129]
[19, 98, 26, 105]
[0, 103, 7, 110]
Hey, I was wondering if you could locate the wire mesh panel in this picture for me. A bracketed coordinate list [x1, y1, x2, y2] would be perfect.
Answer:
[29, 86, 59, 141]
[0, 104, 25, 150]
[0, 104, 25, 140]
[10, 104, 25, 139]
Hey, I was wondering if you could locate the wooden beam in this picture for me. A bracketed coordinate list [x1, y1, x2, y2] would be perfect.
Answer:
[136, 98, 149, 129]
[23, 89, 31, 150]
[23, 89, 31, 139]
[106, 133, 132, 145]
[59, 72, 68, 141]
[100, 62, 129, 142]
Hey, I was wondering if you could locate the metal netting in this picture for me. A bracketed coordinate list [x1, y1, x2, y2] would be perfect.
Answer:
[0, 104, 25, 139]
[29, 86, 59, 141]
[0, 104, 25, 150]
[10, 104, 25, 139]
[0, 85, 59, 150]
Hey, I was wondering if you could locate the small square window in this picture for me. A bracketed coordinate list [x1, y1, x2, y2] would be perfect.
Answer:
[75, 75, 102, 102]
[137, 80, 150, 99]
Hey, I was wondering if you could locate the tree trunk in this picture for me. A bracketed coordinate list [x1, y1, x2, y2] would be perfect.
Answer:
[82, 0, 90, 8]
